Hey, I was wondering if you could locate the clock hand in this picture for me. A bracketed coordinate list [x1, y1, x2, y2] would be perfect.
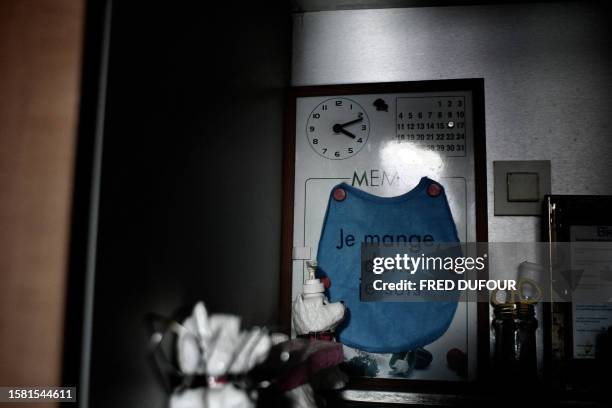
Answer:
[339, 128, 356, 139]
[331, 120, 356, 138]
[339, 117, 363, 128]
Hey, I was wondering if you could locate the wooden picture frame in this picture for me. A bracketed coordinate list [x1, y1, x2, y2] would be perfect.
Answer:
[280, 79, 489, 395]
[543, 195, 612, 395]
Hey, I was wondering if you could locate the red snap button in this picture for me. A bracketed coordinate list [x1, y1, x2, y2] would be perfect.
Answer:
[427, 183, 442, 197]
[333, 187, 346, 201]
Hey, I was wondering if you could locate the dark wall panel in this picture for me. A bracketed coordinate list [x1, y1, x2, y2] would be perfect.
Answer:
[87, 3, 291, 407]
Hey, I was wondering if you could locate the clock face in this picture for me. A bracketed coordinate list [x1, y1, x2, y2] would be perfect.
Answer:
[306, 97, 370, 160]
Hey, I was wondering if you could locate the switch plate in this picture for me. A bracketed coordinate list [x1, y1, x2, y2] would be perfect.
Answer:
[494, 161, 551, 215]
[507, 172, 539, 202]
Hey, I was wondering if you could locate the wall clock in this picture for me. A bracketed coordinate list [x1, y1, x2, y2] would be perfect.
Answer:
[306, 97, 370, 160]
[281, 79, 488, 398]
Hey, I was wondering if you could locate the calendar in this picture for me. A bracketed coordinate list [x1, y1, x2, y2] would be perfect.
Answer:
[396, 96, 466, 157]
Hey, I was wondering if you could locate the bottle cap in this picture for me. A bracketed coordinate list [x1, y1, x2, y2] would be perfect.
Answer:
[515, 302, 535, 318]
[494, 303, 516, 318]
[303, 278, 324, 294]
[303, 260, 324, 294]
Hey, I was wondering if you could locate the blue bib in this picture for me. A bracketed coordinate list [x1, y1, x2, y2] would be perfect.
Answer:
[316, 177, 460, 353]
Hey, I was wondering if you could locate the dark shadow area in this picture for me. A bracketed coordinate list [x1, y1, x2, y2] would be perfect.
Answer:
[69, 2, 292, 407]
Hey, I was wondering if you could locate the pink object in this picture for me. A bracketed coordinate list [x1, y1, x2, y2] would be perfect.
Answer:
[427, 183, 442, 197]
[320, 276, 331, 289]
[277, 340, 344, 391]
[333, 188, 346, 201]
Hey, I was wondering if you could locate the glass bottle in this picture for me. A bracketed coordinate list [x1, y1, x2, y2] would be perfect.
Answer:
[492, 302, 518, 378]
[516, 301, 538, 381]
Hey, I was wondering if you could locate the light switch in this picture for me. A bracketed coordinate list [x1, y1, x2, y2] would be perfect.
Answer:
[494, 161, 551, 216]
[507, 172, 539, 202]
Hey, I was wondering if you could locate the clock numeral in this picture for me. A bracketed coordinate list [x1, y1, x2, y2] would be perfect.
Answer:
[348, 147, 354, 154]
[322, 104, 328, 110]
[361, 125, 367, 131]
[334, 151, 340, 157]
[312, 113, 320, 119]
[358, 112, 363, 118]
[335, 100, 343, 106]
[322, 148, 327, 153]
[312, 138, 318, 144]
[357, 138, 363, 143]
[309, 126, 315, 132]
[350, 104, 353, 110]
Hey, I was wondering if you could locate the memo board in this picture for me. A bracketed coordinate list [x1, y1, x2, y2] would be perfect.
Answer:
[280, 79, 488, 387]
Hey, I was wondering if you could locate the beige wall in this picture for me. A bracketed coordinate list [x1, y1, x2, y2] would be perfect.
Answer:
[0, 0, 84, 399]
